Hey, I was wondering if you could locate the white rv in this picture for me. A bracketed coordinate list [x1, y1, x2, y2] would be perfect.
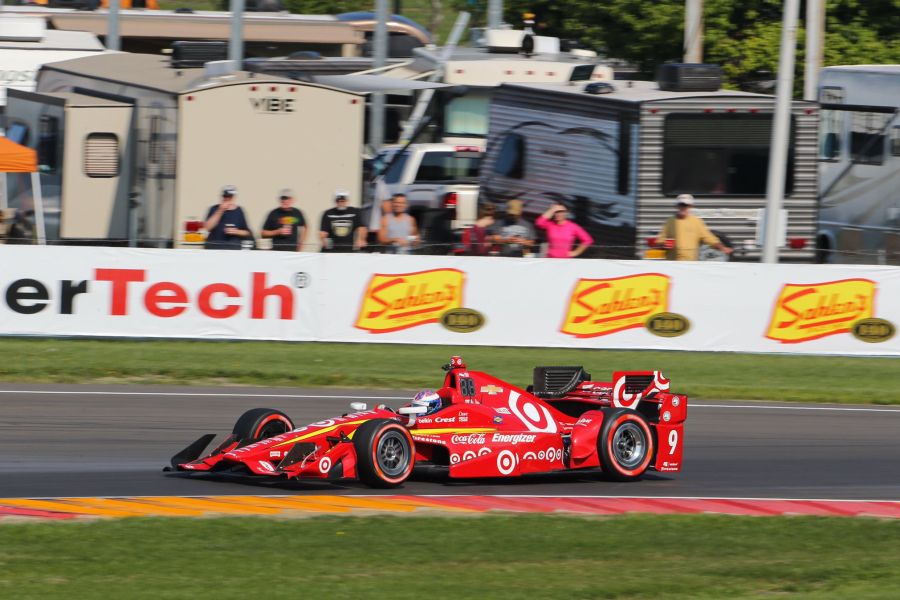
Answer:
[0, 15, 104, 111]
[817, 65, 900, 265]
[479, 76, 819, 261]
[5, 52, 364, 248]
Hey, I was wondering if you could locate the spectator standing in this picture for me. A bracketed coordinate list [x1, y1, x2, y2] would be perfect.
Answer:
[490, 199, 536, 257]
[656, 194, 733, 261]
[462, 204, 496, 256]
[320, 190, 365, 252]
[378, 194, 419, 253]
[204, 185, 252, 250]
[535, 203, 593, 258]
[261, 189, 307, 252]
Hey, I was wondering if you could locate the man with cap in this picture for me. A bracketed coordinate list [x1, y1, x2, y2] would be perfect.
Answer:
[655, 194, 732, 261]
[320, 190, 365, 252]
[489, 199, 536, 257]
[204, 185, 252, 250]
[261, 189, 307, 251]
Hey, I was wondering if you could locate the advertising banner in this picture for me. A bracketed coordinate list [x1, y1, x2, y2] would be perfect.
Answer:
[0, 246, 897, 355]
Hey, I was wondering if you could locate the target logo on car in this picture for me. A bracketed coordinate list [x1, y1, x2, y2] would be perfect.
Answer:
[507, 391, 558, 433]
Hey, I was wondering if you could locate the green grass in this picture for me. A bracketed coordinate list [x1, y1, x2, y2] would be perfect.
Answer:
[1, 338, 898, 404]
[0, 514, 898, 599]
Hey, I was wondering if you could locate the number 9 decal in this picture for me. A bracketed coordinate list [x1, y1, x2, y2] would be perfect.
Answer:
[668, 429, 679, 455]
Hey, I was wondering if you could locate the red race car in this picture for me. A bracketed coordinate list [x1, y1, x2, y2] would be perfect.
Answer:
[168, 356, 687, 487]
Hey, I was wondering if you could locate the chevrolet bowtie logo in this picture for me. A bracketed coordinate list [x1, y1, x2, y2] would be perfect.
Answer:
[480, 385, 504, 395]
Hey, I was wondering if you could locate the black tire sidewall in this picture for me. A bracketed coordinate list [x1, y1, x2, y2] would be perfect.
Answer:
[598, 408, 654, 481]
[232, 408, 294, 441]
[353, 419, 414, 488]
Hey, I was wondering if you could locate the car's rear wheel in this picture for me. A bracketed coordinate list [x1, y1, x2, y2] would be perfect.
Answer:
[232, 408, 294, 442]
[353, 419, 415, 488]
[598, 408, 654, 481]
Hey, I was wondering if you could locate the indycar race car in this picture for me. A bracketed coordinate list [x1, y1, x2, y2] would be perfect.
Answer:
[168, 356, 687, 488]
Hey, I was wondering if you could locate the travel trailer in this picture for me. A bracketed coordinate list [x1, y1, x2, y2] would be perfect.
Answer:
[5, 52, 364, 248]
[479, 72, 820, 261]
[817, 65, 900, 265]
[0, 15, 104, 111]
[3, 5, 430, 59]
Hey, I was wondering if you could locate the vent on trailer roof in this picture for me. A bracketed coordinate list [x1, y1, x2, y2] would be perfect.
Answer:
[657, 63, 722, 92]
[171, 41, 228, 69]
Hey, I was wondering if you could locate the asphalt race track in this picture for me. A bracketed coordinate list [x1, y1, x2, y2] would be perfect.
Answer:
[1, 384, 898, 500]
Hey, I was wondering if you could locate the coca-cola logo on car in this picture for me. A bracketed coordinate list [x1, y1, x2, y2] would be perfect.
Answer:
[450, 433, 486, 445]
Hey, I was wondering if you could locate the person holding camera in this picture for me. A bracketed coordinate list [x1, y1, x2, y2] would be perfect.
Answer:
[204, 185, 252, 250]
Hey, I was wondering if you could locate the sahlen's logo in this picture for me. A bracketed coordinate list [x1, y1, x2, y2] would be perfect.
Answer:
[355, 268, 465, 333]
[441, 308, 485, 333]
[561, 273, 670, 338]
[851, 318, 895, 343]
[766, 278, 875, 344]
[645, 312, 690, 338]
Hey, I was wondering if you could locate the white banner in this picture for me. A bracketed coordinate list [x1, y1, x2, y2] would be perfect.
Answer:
[0, 246, 897, 355]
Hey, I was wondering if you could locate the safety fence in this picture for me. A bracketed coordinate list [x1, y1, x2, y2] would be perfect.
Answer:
[0, 245, 897, 355]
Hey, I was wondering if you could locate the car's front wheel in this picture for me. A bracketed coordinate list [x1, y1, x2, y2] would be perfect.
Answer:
[597, 408, 654, 481]
[232, 408, 294, 443]
[353, 419, 415, 488]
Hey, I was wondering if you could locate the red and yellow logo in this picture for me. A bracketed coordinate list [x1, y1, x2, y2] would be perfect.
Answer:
[561, 274, 670, 338]
[355, 269, 465, 333]
[765, 278, 876, 343]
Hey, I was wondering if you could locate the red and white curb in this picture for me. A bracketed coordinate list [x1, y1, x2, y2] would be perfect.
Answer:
[0, 495, 898, 520]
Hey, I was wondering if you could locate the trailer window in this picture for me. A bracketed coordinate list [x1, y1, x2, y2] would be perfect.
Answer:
[37, 116, 60, 174]
[850, 111, 888, 165]
[493, 133, 526, 179]
[445, 92, 490, 138]
[84, 133, 120, 178]
[819, 87, 843, 160]
[663, 113, 794, 196]
[414, 151, 481, 183]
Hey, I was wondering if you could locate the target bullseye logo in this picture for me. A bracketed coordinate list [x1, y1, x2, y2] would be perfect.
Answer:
[318, 457, 332, 474]
[496, 450, 517, 475]
[508, 391, 558, 433]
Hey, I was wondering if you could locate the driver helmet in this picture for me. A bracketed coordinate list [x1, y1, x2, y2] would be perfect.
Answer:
[412, 390, 442, 416]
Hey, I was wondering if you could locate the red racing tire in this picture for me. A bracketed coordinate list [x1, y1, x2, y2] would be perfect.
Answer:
[598, 408, 654, 481]
[232, 408, 294, 442]
[353, 419, 415, 488]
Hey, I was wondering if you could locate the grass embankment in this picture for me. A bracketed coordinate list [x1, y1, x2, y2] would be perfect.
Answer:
[1, 515, 898, 598]
[1, 339, 898, 404]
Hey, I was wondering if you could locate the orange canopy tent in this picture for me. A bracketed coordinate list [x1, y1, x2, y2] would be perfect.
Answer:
[0, 137, 45, 244]
[0, 137, 37, 173]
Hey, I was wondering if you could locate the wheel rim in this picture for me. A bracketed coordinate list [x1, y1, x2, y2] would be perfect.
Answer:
[256, 418, 290, 440]
[376, 430, 408, 478]
[612, 422, 646, 469]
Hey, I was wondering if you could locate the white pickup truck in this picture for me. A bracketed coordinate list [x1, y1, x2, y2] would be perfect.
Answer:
[364, 142, 483, 248]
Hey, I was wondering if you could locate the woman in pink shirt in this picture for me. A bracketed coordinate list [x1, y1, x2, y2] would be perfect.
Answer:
[535, 203, 593, 258]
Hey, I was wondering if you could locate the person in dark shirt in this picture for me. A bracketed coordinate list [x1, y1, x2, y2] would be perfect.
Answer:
[320, 190, 364, 252]
[261, 189, 307, 252]
[204, 185, 252, 250]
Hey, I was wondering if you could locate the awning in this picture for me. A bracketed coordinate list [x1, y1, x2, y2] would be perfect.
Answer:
[313, 73, 449, 93]
[0, 137, 37, 173]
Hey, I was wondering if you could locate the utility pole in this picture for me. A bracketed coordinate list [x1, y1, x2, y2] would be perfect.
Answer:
[762, 0, 800, 263]
[106, 0, 121, 51]
[368, 0, 389, 152]
[229, 0, 245, 65]
[803, 0, 825, 101]
[683, 0, 703, 63]
[488, 0, 502, 30]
